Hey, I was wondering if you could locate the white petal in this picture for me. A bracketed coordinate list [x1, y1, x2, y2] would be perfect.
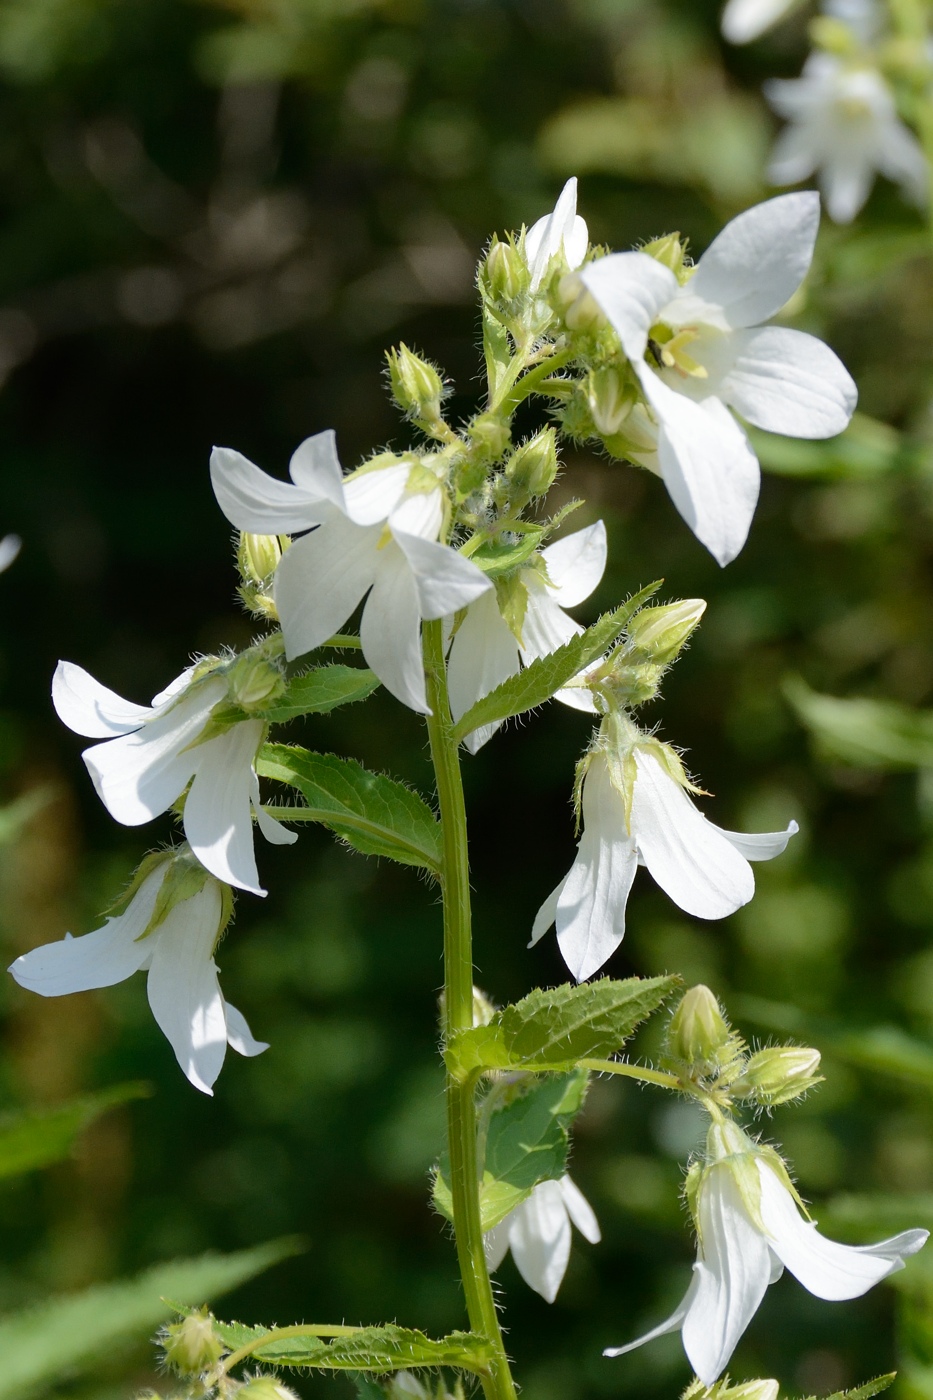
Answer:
[716, 819, 798, 862]
[343, 464, 410, 526]
[717, 327, 857, 439]
[767, 122, 821, 186]
[389, 488, 444, 542]
[878, 119, 929, 201]
[209, 446, 328, 534]
[0, 534, 21, 572]
[603, 1271, 698, 1358]
[251, 771, 299, 847]
[564, 214, 589, 272]
[682, 1167, 773, 1385]
[9, 867, 162, 994]
[520, 581, 582, 661]
[151, 666, 198, 709]
[529, 875, 567, 948]
[526, 178, 582, 290]
[287, 429, 348, 511]
[632, 750, 755, 919]
[83, 676, 226, 826]
[580, 252, 678, 362]
[721, 0, 798, 42]
[684, 193, 820, 329]
[484, 1217, 513, 1273]
[446, 591, 520, 754]
[822, 154, 875, 224]
[560, 1175, 602, 1243]
[184, 719, 267, 896]
[507, 1179, 572, 1303]
[224, 1001, 269, 1057]
[146, 882, 228, 1095]
[758, 1162, 929, 1301]
[540, 520, 608, 607]
[361, 549, 429, 713]
[53, 660, 152, 738]
[392, 530, 492, 619]
[274, 514, 378, 662]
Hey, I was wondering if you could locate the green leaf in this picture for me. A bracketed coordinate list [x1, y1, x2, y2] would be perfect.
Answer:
[814, 1375, 896, 1400]
[471, 527, 546, 578]
[257, 744, 441, 874]
[480, 296, 513, 404]
[751, 412, 901, 480]
[0, 786, 54, 848]
[446, 976, 677, 1078]
[0, 1082, 150, 1181]
[214, 1321, 492, 1374]
[0, 1239, 299, 1400]
[434, 1070, 589, 1232]
[451, 583, 661, 744]
[786, 677, 933, 770]
[260, 666, 379, 722]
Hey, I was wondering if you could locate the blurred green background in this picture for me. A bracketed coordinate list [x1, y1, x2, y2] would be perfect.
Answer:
[2, 1, 933, 1398]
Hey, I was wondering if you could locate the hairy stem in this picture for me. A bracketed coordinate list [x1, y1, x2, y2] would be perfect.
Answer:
[423, 619, 518, 1400]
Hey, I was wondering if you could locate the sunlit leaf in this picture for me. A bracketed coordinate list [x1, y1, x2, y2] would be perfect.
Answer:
[213, 1320, 492, 1373]
[260, 665, 379, 722]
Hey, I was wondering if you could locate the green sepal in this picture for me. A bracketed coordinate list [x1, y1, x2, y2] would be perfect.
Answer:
[445, 976, 678, 1079]
[257, 744, 441, 874]
[212, 1321, 493, 1375]
[451, 583, 661, 744]
[494, 572, 529, 646]
[258, 666, 380, 722]
[470, 526, 546, 577]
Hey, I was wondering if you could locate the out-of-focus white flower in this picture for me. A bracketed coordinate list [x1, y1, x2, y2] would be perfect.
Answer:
[721, 0, 802, 43]
[524, 178, 589, 291]
[9, 849, 266, 1094]
[580, 193, 857, 565]
[766, 54, 928, 223]
[485, 1175, 601, 1302]
[447, 521, 607, 752]
[0, 534, 20, 572]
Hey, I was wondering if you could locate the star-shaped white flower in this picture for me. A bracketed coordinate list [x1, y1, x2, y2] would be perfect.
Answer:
[524, 177, 589, 291]
[605, 1122, 928, 1385]
[531, 745, 797, 982]
[485, 1175, 601, 1302]
[447, 521, 607, 753]
[579, 193, 857, 565]
[210, 431, 493, 714]
[52, 658, 296, 897]
[766, 54, 928, 224]
[8, 851, 266, 1094]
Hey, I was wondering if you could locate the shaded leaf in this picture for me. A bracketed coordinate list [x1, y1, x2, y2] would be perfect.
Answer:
[786, 677, 933, 771]
[0, 1082, 150, 1182]
[215, 1321, 492, 1374]
[260, 666, 379, 722]
[751, 413, 901, 481]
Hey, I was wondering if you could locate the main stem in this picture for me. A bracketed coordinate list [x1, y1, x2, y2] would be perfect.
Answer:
[423, 619, 517, 1400]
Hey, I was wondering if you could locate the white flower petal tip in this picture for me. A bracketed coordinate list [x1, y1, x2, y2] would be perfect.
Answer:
[525, 177, 589, 290]
[0, 533, 21, 573]
[52, 660, 153, 739]
[721, 0, 799, 42]
[210, 432, 346, 534]
[484, 1175, 600, 1302]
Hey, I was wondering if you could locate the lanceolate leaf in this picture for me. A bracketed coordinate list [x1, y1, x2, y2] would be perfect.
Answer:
[451, 583, 661, 744]
[0, 1082, 150, 1182]
[260, 666, 379, 723]
[258, 744, 441, 874]
[786, 677, 933, 771]
[213, 1321, 493, 1374]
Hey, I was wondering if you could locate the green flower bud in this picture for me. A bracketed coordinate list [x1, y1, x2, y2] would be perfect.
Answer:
[734, 1046, 822, 1106]
[721, 1381, 780, 1400]
[386, 343, 444, 422]
[228, 651, 286, 712]
[238, 532, 284, 584]
[505, 427, 558, 499]
[467, 410, 511, 462]
[585, 365, 636, 436]
[238, 1380, 300, 1400]
[161, 1311, 225, 1376]
[484, 237, 526, 303]
[641, 232, 688, 279]
[666, 985, 733, 1071]
[557, 273, 604, 332]
[627, 598, 706, 665]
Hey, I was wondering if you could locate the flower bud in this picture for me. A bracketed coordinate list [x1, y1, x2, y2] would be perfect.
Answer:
[666, 986, 733, 1071]
[734, 1046, 822, 1106]
[239, 1381, 300, 1400]
[467, 410, 511, 462]
[641, 232, 688, 279]
[557, 273, 604, 332]
[505, 428, 558, 499]
[484, 237, 526, 302]
[238, 532, 284, 584]
[722, 1381, 780, 1400]
[627, 598, 706, 665]
[386, 343, 444, 421]
[161, 1311, 225, 1376]
[585, 365, 636, 436]
[228, 651, 286, 712]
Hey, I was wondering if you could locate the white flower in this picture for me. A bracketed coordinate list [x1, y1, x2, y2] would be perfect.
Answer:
[485, 1175, 601, 1302]
[524, 177, 589, 291]
[531, 745, 797, 982]
[210, 431, 493, 714]
[447, 521, 607, 753]
[8, 852, 266, 1094]
[721, 0, 802, 43]
[766, 54, 928, 224]
[579, 193, 857, 566]
[605, 1123, 928, 1385]
[52, 658, 296, 897]
[0, 534, 20, 573]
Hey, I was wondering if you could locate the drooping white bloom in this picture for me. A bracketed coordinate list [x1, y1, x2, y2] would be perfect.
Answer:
[531, 743, 797, 982]
[52, 657, 296, 897]
[766, 55, 928, 224]
[485, 1175, 601, 1302]
[721, 0, 801, 43]
[210, 431, 493, 714]
[524, 177, 589, 291]
[579, 193, 857, 566]
[9, 851, 266, 1094]
[605, 1122, 928, 1385]
[447, 521, 607, 753]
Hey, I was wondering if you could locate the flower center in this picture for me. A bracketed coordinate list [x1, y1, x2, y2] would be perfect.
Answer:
[647, 323, 708, 380]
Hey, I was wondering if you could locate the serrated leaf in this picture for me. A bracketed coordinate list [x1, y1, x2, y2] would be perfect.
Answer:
[0, 1082, 150, 1181]
[451, 583, 660, 744]
[814, 1374, 896, 1400]
[258, 744, 441, 874]
[215, 1321, 492, 1374]
[260, 666, 379, 723]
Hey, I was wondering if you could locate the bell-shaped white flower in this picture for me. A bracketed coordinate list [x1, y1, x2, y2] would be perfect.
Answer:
[8, 850, 266, 1095]
[531, 740, 797, 982]
[766, 55, 928, 224]
[447, 521, 607, 753]
[210, 432, 493, 714]
[605, 1122, 928, 1385]
[579, 193, 857, 566]
[52, 658, 296, 898]
[484, 1175, 601, 1303]
[524, 177, 589, 291]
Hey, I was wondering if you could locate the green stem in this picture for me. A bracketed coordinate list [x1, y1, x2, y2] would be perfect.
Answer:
[422, 619, 517, 1400]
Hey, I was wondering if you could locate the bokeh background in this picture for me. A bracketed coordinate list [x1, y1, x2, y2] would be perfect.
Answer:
[1, 1, 933, 1399]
